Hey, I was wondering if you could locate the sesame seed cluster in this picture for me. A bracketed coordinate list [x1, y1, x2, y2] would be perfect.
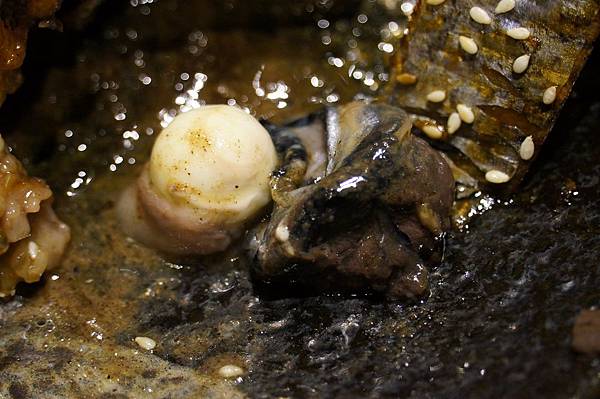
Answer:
[391, 0, 600, 193]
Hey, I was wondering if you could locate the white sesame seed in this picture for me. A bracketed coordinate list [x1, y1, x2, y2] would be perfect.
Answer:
[470, 7, 492, 25]
[459, 36, 478, 54]
[275, 223, 290, 242]
[485, 170, 511, 184]
[506, 27, 530, 40]
[519, 136, 535, 160]
[543, 86, 557, 104]
[135, 336, 156, 351]
[397, 73, 417, 85]
[400, 2, 414, 15]
[447, 112, 462, 134]
[426, 90, 446, 103]
[218, 365, 245, 378]
[457, 104, 475, 124]
[495, 0, 516, 14]
[512, 54, 530, 74]
[421, 125, 444, 139]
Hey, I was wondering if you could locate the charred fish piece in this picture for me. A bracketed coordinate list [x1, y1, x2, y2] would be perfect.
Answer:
[250, 102, 454, 299]
[387, 0, 600, 197]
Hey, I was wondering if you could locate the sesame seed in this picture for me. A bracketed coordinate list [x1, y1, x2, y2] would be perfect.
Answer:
[512, 54, 530, 74]
[495, 0, 516, 14]
[459, 36, 478, 54]
[485, 170, 510, 184]
[400, 2, 414, 15]
[447, 112, 462, 134]
[519, 136, 535, 160]
[421, 124, 444, 139]
[470, 7, 492, 25]
[457, 104, 475, 124]
[426, 0, 446, 4]
[506, 27, 530, 40]
[218, 365, 245, 378]
[426, 90, 446, 103]
[397, 73, 417, 85]
[543, 86, 557, 104]
[135, 336, 156, 351]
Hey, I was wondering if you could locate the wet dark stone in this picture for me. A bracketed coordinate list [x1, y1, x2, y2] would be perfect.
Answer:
[0, 354, 15, 373]
[97, 394, 129, 399]
[8, 382, 28, 399]
[45, 347, 75, 372]
[0, 341, 75, 378]
[137, 298, 185, 331]
[141, 369, 158, 379]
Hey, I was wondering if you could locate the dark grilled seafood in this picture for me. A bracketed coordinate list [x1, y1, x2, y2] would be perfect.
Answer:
[388, 0, 600, 198]
[250, 102, 454, 299]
